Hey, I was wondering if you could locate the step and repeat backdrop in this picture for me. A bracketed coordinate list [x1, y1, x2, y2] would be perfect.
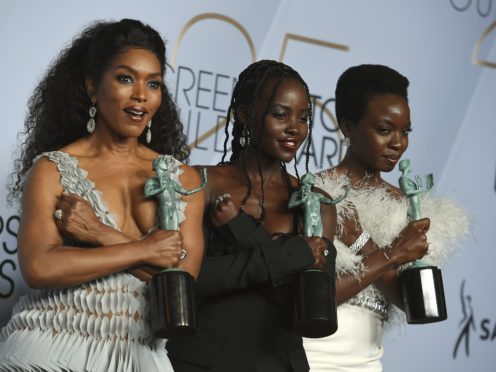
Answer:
[0, 0, 495, 370]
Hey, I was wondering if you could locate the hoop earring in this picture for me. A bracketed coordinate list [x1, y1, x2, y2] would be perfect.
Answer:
[87, 105, 97, 133]
[146, 120, 152, 144]
[343, 137, 351, 147]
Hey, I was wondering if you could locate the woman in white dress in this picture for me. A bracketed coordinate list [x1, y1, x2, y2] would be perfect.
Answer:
[0, 19, 205, 371]
[303, 64, 468, 371]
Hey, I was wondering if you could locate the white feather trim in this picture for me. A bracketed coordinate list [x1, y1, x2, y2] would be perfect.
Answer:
[334, 239, 365, 277]
[420, 195, 469, 267]
[316, 170, 470, 324]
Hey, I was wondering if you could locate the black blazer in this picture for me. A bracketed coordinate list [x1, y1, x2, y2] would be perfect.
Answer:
[167, 212, 336, 372]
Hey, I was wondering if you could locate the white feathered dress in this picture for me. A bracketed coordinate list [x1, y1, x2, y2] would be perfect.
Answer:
[303, 171, 469, 372]
[0, 151, 185, 372]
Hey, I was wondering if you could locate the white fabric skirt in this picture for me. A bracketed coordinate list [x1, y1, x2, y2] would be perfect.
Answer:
[304, 304, 384, 372]
[0, 273, 173, 372]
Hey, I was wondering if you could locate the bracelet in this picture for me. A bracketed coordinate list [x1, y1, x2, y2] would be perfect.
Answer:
[349, 231, 371, 254]
[383, 247, 390, 260]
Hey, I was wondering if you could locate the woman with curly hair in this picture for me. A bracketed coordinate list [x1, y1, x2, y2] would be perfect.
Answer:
[0, 19, 204, 371]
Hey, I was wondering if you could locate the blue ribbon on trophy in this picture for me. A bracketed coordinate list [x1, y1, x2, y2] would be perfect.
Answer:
[288, 173, 349, 338]
[398, 159, 447, 324]
[145, 155, 207, 338]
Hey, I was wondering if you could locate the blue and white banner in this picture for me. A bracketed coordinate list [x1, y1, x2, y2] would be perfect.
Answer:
[0, 1, 494, 370]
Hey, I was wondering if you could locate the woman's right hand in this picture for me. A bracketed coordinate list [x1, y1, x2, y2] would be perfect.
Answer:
[55, 193, 109, 245]
[140, 229, 183, 269]
[301, 236, 328, 270]
[55, 193, 183, 271]
[388, 218, 430, 265]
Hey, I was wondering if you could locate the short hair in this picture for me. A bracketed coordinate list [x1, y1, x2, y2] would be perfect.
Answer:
[335, 64, 409, 125]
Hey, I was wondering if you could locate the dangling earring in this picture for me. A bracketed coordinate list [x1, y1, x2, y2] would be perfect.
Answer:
[87, 104, 97, 133]
[343, 137, 351, 147]
[239, 126, 250, 147]
[146, 120, 152, 144]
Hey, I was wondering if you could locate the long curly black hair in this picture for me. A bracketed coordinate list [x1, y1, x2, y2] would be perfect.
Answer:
[8, 19, 189, 203]
[220, 60, 313, 220]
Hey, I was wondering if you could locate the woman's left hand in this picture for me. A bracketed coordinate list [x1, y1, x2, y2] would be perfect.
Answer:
[54, 193, 109, 245]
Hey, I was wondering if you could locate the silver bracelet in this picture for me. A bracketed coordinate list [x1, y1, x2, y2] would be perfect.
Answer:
[349, 230, 371, 254]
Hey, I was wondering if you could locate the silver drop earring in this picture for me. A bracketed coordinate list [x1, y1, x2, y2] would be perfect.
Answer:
[87, 105, 97, 133]
[343, 137, 351, 147]
[239, 126, 250, 147]
[146, 120, 152, 144]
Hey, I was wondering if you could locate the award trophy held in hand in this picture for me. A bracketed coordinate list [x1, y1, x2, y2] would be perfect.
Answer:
[399, 159, 447, 324]
[288, 173, 349, 338]
[145, 155, 207, 338]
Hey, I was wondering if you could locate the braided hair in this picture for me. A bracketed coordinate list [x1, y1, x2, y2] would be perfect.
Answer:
[8, 19, 189, 204]
[221, 60, 313, 220]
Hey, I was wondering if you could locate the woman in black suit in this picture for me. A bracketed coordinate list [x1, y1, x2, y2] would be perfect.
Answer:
[167, 60, 337, 372]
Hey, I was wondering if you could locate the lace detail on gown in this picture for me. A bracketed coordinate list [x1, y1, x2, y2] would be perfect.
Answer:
[0, 151, 177, 372]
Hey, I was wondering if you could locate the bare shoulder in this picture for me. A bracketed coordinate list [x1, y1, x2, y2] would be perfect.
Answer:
[195, 164, 230, 174]
[28, 155, 62, 185]
[139, 145, 161, 161]
[194, 164, 237, 201]
[22, 155, 64, 207]
[194, 164, 234, 184]
[179, 163, 204, 188]
[192, 164, 215, 173]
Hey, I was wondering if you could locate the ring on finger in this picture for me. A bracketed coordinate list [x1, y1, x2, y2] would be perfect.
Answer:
[179, 249, 188, 261]
[54, 209, 63, 221]
[214, 193, 231, 207]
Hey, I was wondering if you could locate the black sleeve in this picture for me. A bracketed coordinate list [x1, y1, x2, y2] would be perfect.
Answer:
[196, 212, 316, 297]
[321, 237, 337, 277]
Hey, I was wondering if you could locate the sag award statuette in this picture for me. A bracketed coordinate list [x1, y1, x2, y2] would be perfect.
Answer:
[288, 173, 349, 338]
[399, 159, 447, 324]
[145, 155, 207, 338]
